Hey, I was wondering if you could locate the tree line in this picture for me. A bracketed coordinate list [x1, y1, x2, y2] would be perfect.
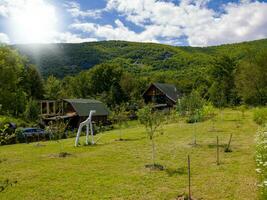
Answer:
[0, 45, 267, 120]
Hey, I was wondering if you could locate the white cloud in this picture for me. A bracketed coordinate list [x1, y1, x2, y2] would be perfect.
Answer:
[65, 1, 102, 19]
[187, 1, 267, 46]
[0, 33, 9, 44]
[0, 4, 8, 17]
[70, 19, 159, 43]
[54, 32, 97, 43]
[70, 0, 213, 45]
[71, 0, 267, 46]
[1, 0, 266, 46]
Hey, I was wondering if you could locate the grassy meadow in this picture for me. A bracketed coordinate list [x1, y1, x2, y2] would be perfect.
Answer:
[0, 109, 259, 200]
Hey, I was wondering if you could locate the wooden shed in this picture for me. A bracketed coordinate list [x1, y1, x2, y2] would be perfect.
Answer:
[40, 99, 110, 128]
[142, 83, 180, 109]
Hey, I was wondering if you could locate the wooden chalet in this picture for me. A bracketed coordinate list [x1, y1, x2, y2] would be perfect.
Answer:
[142, 83, 180, 109]
[40, 99, 110, 128]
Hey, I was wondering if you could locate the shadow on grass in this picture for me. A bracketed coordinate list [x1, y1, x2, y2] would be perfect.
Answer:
[0, 158, 7, 164]
[207, 143, 227, 148]
[188, 143, 202, 148]
[145, 163, 164, 171]
[0, 179, 17, 193]
[224, 119, 241, 122]
[207, 129, 224, 132]
[165, 167, 187, 176]
[115, 136, 146, 142]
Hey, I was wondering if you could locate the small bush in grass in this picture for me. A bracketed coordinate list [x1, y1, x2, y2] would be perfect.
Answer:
[238, 105, 247, 118]
[200, 102, 217, 120]
[253, 108, 267, 126]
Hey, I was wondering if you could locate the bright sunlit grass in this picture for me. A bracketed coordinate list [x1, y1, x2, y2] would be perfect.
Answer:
[0, 109, 258, 199]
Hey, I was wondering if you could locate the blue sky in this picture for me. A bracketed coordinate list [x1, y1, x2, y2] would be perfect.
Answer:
[0, 0, 267, 46]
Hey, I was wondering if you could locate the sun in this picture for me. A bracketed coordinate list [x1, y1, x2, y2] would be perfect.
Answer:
[9, 0, 58, 44]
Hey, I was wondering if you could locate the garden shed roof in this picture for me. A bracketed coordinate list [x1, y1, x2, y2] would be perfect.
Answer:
[63, 99, 109, 117]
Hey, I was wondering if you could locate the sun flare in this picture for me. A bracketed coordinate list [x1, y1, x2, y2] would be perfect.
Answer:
[8, 0, 58, 43]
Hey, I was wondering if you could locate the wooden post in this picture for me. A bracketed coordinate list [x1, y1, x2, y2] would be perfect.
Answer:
[46, 101, 49, 115]
[53, 101, 56, 114]
[40, 101, 42, 115]
[227, 133, 233, 150]
[217, 136, 220, 165]
[61, 100, 64, 115]
[188, 155, 191, 200]
[194, 119, 196, 146]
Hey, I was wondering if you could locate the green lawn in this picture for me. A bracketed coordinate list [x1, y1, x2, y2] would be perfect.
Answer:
[0, 110, 258, 199]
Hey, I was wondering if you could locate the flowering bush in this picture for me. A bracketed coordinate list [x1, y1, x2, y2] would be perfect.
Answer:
[255, 126, 267, 199]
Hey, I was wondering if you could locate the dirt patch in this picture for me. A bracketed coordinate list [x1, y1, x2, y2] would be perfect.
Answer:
[176, 194, 200, 200]
[59, 152, 72, 158]
[224, 147, 233, 153]
[115, 137, 146, 142]
[48, 152, 72, 158]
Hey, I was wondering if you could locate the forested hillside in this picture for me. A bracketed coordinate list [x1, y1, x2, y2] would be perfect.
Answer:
[1, 39, 266, 118]
[14, 39, 267, 78]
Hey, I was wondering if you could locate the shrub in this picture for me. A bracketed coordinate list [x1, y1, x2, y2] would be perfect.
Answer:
[24, 99, 40, 122]
[253, 108, 267, 126]
[200, 102, 217, 120]
[45, 120, 68, 140]
[239, 105, 247, 115]
[186, 110, 203, 123]
[178, 90, 205, 123]
[15, 128, 26, 143]
[0, 132, 16, 145]
[177, 90, 204, 116]
[0, 123, 16, 145]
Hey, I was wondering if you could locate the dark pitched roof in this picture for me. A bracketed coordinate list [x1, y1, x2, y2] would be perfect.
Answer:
[143, 83, 180, 102]
[63, 99, 109, 116]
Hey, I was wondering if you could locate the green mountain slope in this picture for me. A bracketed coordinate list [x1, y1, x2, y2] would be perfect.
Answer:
[13, 39, 267, 78]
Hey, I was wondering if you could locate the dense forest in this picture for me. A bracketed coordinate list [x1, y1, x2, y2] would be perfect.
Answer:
[1, 39, 267, 118]
[14, 39, 267, 79]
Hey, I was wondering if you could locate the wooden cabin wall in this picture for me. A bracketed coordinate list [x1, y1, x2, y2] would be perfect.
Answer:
[143, 85, 176, 107]
[143, 85, 169, 105]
